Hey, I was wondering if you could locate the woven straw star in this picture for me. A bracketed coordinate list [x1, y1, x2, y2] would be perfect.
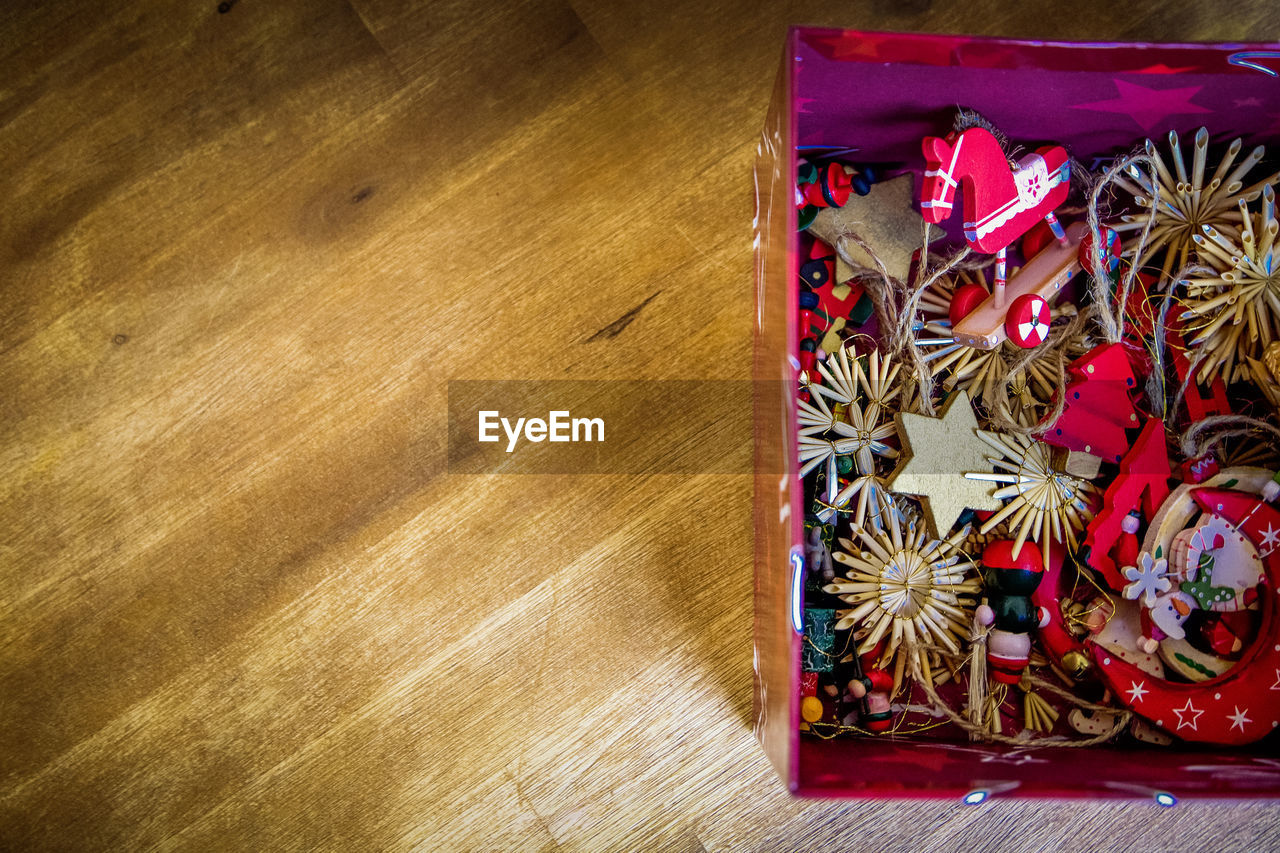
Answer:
[825, 511, 980, 691]
[1114, 127, 1279, 283]
[1180, 184, 1280, 383]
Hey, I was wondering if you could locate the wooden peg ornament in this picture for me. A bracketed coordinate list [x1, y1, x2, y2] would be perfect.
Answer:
[976, 540, 1051, 684]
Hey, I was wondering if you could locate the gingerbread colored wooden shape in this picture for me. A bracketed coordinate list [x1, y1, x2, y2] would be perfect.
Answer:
[884, 390, 1002, 538]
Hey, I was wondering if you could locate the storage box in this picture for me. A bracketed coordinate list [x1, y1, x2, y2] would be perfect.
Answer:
[752, 28, 1280, 799]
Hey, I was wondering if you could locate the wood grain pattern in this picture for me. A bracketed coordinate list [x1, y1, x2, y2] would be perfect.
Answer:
[4, 1, 1280, 849]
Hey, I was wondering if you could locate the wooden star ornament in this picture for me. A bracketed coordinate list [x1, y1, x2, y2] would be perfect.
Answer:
[808, 174, 938, 284]
[884, 390, 1002, 538]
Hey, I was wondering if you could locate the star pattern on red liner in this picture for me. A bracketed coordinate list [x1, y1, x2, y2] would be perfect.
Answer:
[1134, 63, 1198, 74]
[1070, 79, 1210, 132]
[859, 741, 955, 773]
[810, 32, 954, 66]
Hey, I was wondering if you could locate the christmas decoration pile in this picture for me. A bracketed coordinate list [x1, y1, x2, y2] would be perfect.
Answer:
[796, 117, 1280, 747]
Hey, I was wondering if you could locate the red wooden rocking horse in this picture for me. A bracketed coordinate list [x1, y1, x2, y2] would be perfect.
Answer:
[920, 126, 1087, 350]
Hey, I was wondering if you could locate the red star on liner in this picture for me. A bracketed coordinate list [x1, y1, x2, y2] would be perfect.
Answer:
[810, 32, 953, 66]
[867, 742, 954, 772]
[811, 32, 895, 61]
[1236, 97, 1265, 108]
[952, 45, 1021, 70]
[1134, 63, 1198, 74]
[796, 96, 820, 114]
[1071, 79, 1210, 132]
[1257, 113, 1280, 139]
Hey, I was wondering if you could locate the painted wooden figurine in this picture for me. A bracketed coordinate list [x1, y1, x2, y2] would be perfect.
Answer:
[1092, 488, 1280, 745]
[919, 122, 1090, 350]
[845, 665, 894, 733]
[976, 540, 1051, 684]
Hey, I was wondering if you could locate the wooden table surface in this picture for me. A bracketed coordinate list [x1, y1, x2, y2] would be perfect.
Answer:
[5, 1, 1280, 849]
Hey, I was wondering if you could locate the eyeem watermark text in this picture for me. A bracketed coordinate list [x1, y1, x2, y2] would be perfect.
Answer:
[448, 380, 751, 473]
[478, 410, 604, 453]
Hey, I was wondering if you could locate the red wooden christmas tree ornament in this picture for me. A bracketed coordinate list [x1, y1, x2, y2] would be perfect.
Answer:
[1040, 342, 1140, 463]
[1080, 417, 1173, 591]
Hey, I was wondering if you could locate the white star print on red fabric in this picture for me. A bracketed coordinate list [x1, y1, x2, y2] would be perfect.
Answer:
[1173, 698, 1204, 731]
[1228, 707, 1253, 732]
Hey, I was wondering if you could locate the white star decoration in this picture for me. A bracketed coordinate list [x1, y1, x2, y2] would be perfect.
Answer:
[1173, 698, 1205, 731]
[1126, 680, 1149, 703]
[1229, 706, 1253, 732]
[1260, 523, 1280, 555]
[1272, 669, 1280, 691]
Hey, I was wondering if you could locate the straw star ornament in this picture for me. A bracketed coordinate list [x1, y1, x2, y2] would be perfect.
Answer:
[1180, 184, 1280, 383]
[800, 344, 903, 529]
[824, 512, 980, 690]
[912, 270, 1088, 422]
[1114, 127, 1280, 282]
[965, 431, 1101, 568]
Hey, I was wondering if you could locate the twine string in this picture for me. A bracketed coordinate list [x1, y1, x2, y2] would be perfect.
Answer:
[906, 643, 1132, 747]
[1180, 415, 1280, 459]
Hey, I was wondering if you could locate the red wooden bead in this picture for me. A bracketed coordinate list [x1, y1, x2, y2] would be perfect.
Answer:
[1020, 220, 1055, 259]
